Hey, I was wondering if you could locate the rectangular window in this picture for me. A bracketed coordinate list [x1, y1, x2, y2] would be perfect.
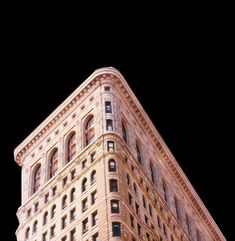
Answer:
[50, 225, 55, 238]
[70, 208, 76, 222]
[130, 214, 134, 228]
[70, 229, 75, 241]
[145, 215, 148, 224]
[92, 210, 98, 226]
[112, 222, 121, 237]
[163, 223, 167, 237]
[111, 200, 119, 213]
[82, 198, 88, 212]
[71, 169, 76, 180]
[157, 215, 161, 229]
[42, 232, 47, 241]
[137, 223, 141, 236]
[135, 203, 139, 215]
[106, 119, 113, 131]
[90, 152, 96, 163]
[105, 101, 112, 113]
[142, 195, 146, 208]
[109, 179, 118, 192]
[174, 197, 180, 221]
[92, 232, 99, 241]
[146, 233, 150, 241]
[128, 193, 133, 206]
[91, 190, 97, 205]
[82, 218, 88, 233]
[107, 141, 115, 151]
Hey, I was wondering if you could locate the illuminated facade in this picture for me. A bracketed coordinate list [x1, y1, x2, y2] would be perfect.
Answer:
[14, 67, 225, 240]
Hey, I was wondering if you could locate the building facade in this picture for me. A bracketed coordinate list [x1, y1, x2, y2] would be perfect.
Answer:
[14, 67, 225, 241]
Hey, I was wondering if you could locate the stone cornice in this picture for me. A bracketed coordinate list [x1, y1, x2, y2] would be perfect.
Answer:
[14, 67, 225, 240]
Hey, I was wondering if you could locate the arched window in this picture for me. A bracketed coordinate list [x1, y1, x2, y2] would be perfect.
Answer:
[90, 170, 96, 185]
[33, 220, 38, 234]
[51, 205, 56, 219]
[62, 195, 67, 209]
[85, 115, 95, 146]
[49, 148, 58, 179]
[43, 211, 48, 226]
[82, 178, 87, 192]
[108, 159, 116, 172]
[25, 227, 30, 240]
[136, 142, 142, 164]
[149, 162, 155, 184]
[70, 187, 75, 202]
[67, 132, 76, 163]
[33, 164, 41, 194]
[122, 121, 128, 144]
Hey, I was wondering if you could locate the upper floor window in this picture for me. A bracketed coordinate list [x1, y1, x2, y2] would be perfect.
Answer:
[186, 214, 193, 238]
[33, 164, 41, 194]
[108, 159, 116, 172]
[105, 101, 112, 113]
[90, 170, 96, 185]
[149, 162, 155, 184]
[111, 200, 120, 213]
[174, 196, 180, 221]
[62, 195, 67, 209]
[106, 119, 113, 131]
[43, 211, 48, 226]
[67, 132, 76, 163]
[107, 141, 115, 151]
[92, 210, 98, 226]
[92, 232, 99, 241]
[162, 180, 168, 204]
[85, 115, 95, 146]
[82, 177, 87, 193]
[112, 222, 121, 237]
[122, 121, 128, 144]
[51, 205, 56, 219]
[91, 190, 97, 205]
[136, 142, 142, 164]
[82, 218, 88, 233]
[49, 148, 58, 179]
[33, 220, 38, 234]
[70, 187, 75, 202]
[25, 227, 30, 240]
[109, 179, 118, 192]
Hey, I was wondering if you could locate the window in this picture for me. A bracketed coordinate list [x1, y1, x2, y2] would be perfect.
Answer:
[162, 180, 168, 204]
[70, 229, 76, 241]
[104, 86, 111, 91]
[34, 202, 39, 212]
[163, 223, 167, 237]
[105, 101, 112, 113]
[149, 162, 155, 184]
[82, 178, 87, 192]
[85, 115, 95, 146]
[135, 203, 140, 215]
[136, 142, 142, 164]
[43, 211, 48, 226]
[67, 132, 76, 162]
[25, 227, 30, 240]
[142, 195, 146, 208]
[130, 214, 134, 228]
[112, 222, 121, 237]
[108, 159, 116, 172]
[51, 205, 56, 219]
[52, 185, 57, 196]
[186, 214, 192, 238]
[91, 190, 97, 205]
[196, 229, 201, 241]
[33, 164, 41, 194]
[71, 169, 76, 180]
[70, 208, 76, 222]
[70, 188, 75, 202]
[42, 231, 47, 241]
[62, 215, 67, 229]
[128, 193, 133, 205]
[171, 234, 174, 241]
[50, 225, 55, 238]
[92, 232, 99, 241]
[106, 119, 113, 131]
[44, 193, 49, 204]
[107, 141, 115, 151]
[122, 121, 128, 144]
[127, 174, 131, 186]
[61, 235, 67, 241]
[145, 215, 148, 224]
[174, 197, 180, 221]
[82, 159, 87, 169]
[109, 179, 118, 192]
[133, 183, 138, 194]
[82, 218, 88, 233]
[49, 148, 58, 179]
[137, 223, 141, 236]
[33, 220, 38, 234]
[62, 176, 68, 187]
[82, 198, 88, 212]
[27, 208, 31, 218]
[90, 170, 96, 185]
[111, 200, 119, 213]
[146, 233, 150, 241]
[92, 211, 98, 226]
[62, 195, 67, 209]
[149, 204, 153, 217]
[90, 152, 96, 163]
[157, 215, 161, 228]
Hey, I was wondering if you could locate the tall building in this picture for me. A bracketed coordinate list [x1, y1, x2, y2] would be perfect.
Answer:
[14, 67, 225, 241]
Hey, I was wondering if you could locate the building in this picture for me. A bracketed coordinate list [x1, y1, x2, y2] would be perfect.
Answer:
[14, 67, 225, 241]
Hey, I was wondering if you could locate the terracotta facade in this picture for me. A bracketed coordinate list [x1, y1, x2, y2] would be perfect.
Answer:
[14, 67, 225, 241]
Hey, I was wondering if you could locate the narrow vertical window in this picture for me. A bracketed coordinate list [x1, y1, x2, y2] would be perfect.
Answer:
[137, 223, 141, 236]
[33, 220, 38, 233]
[49, 148, 58, 179]
[25, 227, 30, 240]
[62, 195, 67, 209]
[82, 218, 88, 233]
[91, 190, 97, 205]
[149, 204, 153, 217]
[106, 119, 113, 131]
[112, 222, 121, 237]
[50, 225, 55, 238]
[85, 115, 95, 146]
[105, 101, 112, 113]
[51, 205, 56, 219]
[109, 179, 118, 192]
[90, 170, 96, 185]
[70, 208, 76, 222]
[174, 196, 180, 221]
[82, 198, 88, 212]
[33, 164, 41, 194]
[82, 178, 87, 192]
[127, 174, 131, 186]
[70, 188, 75, 202]
[42, 232, 47, 241]
[70, 229, 75, 241]
[67, 132, 76, 163]
[122, 121, 128, 144]
[133, 183, 138, 195]
[92, 211, 98, 226]
[186, 214, 192, 238]
[136, 142, 142, 164]
[107, 141, 115, 151]
[163, 223, 167, 237]
[149, 162, 155, 184]
[128, 193, 133, 206]
[142, 195, 146, 208]
[130, 214, 134, 228]
[62, 215, 67, 229]
[92, 232, 99, 241]
[111, 200, 120, 213]
[162, 180, 168, 204]
[43, 211, 48, 226]
[108, 159, 116, 172]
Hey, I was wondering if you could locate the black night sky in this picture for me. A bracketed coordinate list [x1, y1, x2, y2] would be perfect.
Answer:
[2, 10, 233, 241]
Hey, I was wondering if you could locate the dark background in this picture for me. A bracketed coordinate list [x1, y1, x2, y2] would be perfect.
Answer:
[2, 8, 233, 240]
